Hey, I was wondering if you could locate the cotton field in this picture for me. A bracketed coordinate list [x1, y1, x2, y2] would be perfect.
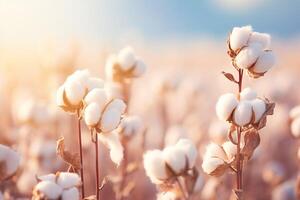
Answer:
[1, 1, 300, 200]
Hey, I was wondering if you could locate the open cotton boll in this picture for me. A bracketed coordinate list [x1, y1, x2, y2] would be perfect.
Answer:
[57, 172, 81, 189]
[222, 141, 236, 160]
[290, 106, 300, 119]
[64, 79, 85, 105]
[252, 51, 275, 74]
[163, 146, 186, 174]
[203, 143, 227, 161]
[121, 115, 143, 137]
[69, 69, 90, 87]
[240, 87, 257, 101]
[100, 108, 122, 132]
[34, 181, 63, 199]
[229, 26, 252, 51]
[249, 32, 271, 50]
[202, 157, 224, 175]
[291, 118, 300, 138]
[117, 47, 136, 71]
[84, 88, 107, 110]
[62, 187, 79, 200]
[38, 174, 56, 182]
[56, 85, 66, 107]
[235, 43, 263, 69]
[175, 139, 197, 168]
[99, 132, 124, 165]
[157, 191, 177, 200]
[133, 59, 147, 77]
[86, 78, 104, 91]
[233, 101, 252, 126]
[106, 99, 126, 114]
[143, 150, 168, 184]
[84, 103, 101, 127]
[216, 93, 238, 121]
[252, 99, 266, 123]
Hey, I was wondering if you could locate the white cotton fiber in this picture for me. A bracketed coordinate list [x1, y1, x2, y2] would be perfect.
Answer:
[235, 43, 263, 69]
[133, 59, 147, 77]
[163, 146, 186, 174]
[86, 78, 104, 91]
[62, 187, 80, 200]
[84, 88, 107, 110]
[249, 32, 271, 50]
[252, 99, 266, 123]
[216, 93, 238, 121]
[64, 79, 85, 105]
[99, 132, 124, 165]
[240, 87, 257, 101]
[117, 47, 136, 71]
[100, 108, 122, 132]
[291, 118, 300, 138]
[229, 26, 252, 51]
[35, 181, 63, 199]
[252, 51, 275, 74]
[84, 103, 101, 126]
[175, 139, 198, 168]
[143, 150, 167, 184]
[234, 101, 253, 126]
[57, 172, 81, 189]
[222, 141, 236, 160]
[202, 157, 224, 175]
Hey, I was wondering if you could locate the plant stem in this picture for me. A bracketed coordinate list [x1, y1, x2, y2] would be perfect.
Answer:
[175, 177, 188, 200]
[118, 139, 128, 200]
[93, 129, 100, 200]
[77, 110, 85, 198]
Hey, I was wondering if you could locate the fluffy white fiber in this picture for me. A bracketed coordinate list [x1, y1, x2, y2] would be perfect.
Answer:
[133, 59, 147, 77]
[252, 51, 276, 73]
[84, 103, 101, 127]
[202, 157, 224, 175]
[35, 181, 63, 199]
[64, 79, 85, 105]
[229, 25, 252, 51]
[216, 93, 238, 121]
[163, 146, 186, 174]
[0, 144, 20, 177]
[290, 105, 300, 119]
[235, 43, 263, 69]
[117, 46, 136, 71]
[222, 141, 236, 160]
[176, 139, 198, 168]
[248, 32, 271, 50]
[233, 101, 252, 126]
[61, 187, 80, 200]
[120, 115, 144, 137]
[57, 172, 81, 189]
[251, 99, 266, 123]
[240, 87, 257, 101]
[291, 118, 300, 138]
[143, 150, 167, 184]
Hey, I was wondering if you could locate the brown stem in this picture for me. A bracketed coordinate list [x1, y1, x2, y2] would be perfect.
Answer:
[175, 177, 188, 200]
[77, 110, 85, 198]
[93, 129, 100, 200]
[118, 138, 128, 200]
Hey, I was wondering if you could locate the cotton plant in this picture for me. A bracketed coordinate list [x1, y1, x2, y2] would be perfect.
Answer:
[202, 26, 276, 199]
[0, 144, 20, 182]
[56, 69, 104, 198]
[32, 172, 81, 200]
[143, 139, 198, 200]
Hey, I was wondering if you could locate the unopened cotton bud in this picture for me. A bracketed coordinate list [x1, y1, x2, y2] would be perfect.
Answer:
[291, 118, 300, 138]
[143, 150, 168, 184]
[240, 87, 257, 101]
[249, 32, 271, 50]
[234, 101, 252, 126]
[133, 59, 147, 77]
[290, 106, 300, 119]
[57, 172, 81, 189]
[34, 181, 63, 199]
[86, 78, 104, 91]
[84, 103, 101, 127]
[163, 146, 186, 174]
[229, 26, 252, 51]
[64, 80, 85, 105]
[222, 141, 236, 160]
[235, 43, 263, 69]
[202, 157, 224, 175]
[100, 108, 122, 132]
[252, 99, 266, 123]
[176, 139, 197, 168]
[252, 51, 275, 74]
[84, 89, 107, 108]
[216, 93, 238, 121]
[62, 187, 79, 200]
[118, 47, 136, 70]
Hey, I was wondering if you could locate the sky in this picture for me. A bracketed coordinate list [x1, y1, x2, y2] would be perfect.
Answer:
[0, 0, 299, 44]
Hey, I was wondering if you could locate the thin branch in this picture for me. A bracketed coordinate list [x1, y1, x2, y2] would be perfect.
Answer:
[77, 110, 85, 198]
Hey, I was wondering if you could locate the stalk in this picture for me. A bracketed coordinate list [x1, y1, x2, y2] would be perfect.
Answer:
[93, 129, 100, 200]
[77, 110, 85, 198]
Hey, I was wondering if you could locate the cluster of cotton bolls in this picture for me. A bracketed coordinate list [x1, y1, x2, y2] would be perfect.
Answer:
[289, 105, 300, 138]
[56, 69, 104, 113]
[216, 87, 268, 127]
[143, 139, 197, 184]
[228, 25, 276, 78]
[105, 47, 147, 82]
[0, 144, 20, 181]
[32, 172, 81, 200]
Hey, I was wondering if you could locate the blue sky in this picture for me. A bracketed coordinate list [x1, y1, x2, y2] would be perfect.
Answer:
[0, 0, 299, 43]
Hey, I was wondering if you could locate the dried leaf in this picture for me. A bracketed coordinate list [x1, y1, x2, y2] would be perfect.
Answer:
[126, 162, 139, 175]
[210, 163, 229, 177]
[241, 129, 260, 159]
[56, 137, 81, 170]
[222, 72, 238, 83]
[254, 100, 275, 130]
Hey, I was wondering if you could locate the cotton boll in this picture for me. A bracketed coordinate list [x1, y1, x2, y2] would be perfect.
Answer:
[0, 144, 10, 161]
[57, 172, 81, 189]
[291, 118, 300, 138]
[163, 146, 186, 174]
[249, 32, 271, 50]
[64, 80, 85, 105]
[86, 78, 104, 91]
[84, 103, 101, 127]
[252, 51, 276, 74]
[252, 99, 266, 123]
[290, 106, 300, 119]
[106, 99, 126, 114]
[56, 85, 66, 107]
[100, 108, 122, 132]
[118, 47, 136, 71]
[143, 150, 168, 184]
[222, 141, 236, 160]
[84, 88, 107, 111]
[98, 132, 124, 165]
[70, 69, 90, 87]
[216, 93, 238, 121]
[133, 59, 147, 77]
[62, 187, 80, 200]
[202, 157, 224, 175]
[203, 143, 227, 161]
[229, 26, 252, 51]
[240, 87, 257, 101]
[233, 101, 252, 126]
[38, 174, 56, 182]
[34, 181, 63, 199]
[176, 139, 197, 168]
[4, 147, 20, 176]
[235, 43, 263, 69]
